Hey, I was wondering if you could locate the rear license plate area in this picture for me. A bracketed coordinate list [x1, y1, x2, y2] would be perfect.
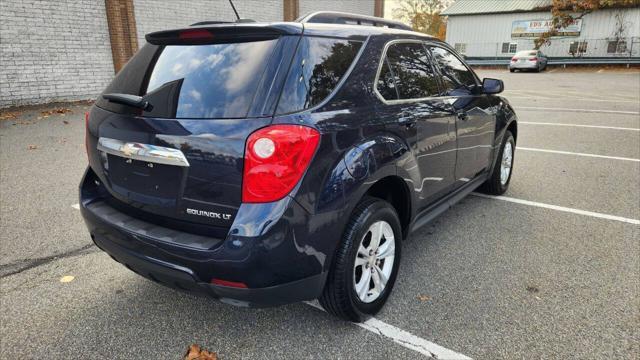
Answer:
[107, 155, 182, 200]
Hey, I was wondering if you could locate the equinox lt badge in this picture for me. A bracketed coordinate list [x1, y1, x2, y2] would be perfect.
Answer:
[186, 208, 231, 220]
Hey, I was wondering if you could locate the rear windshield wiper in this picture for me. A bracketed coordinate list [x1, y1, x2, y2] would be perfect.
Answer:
[102, 93, 153, 111]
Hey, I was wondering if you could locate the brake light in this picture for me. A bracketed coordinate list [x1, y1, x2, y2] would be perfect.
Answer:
[242, 125, 320, 203]
[511, 57, 517, 62]
[178, 29, 214, 40]
[530, 57, 538, 62]
[85, 111, 90, 160]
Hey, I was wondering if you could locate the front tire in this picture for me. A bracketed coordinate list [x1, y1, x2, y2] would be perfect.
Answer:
[319, 197, 402, 322]
[479, 130, 515, 195]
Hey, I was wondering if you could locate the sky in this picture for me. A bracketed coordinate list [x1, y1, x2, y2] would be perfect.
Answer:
[383, 0, 402, 19]
[383, 0, 455, 20]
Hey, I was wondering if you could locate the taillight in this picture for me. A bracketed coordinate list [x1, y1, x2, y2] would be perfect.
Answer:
[511, 57, 517, 62]
[530, 57, 538, 61]
[84, 111, 90, 160]
[242, 125, 320, 203]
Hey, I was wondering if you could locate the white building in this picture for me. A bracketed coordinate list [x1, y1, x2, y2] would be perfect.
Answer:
[442, 0, 640, 59]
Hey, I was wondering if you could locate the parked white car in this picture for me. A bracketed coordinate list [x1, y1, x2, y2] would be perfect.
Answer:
[509, 50, 548, 72]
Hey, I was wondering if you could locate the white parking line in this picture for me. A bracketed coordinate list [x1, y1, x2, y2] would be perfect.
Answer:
[518, 147, 640, 162]
[519, 122, 640, 131]
[305, 301, 472, 359]
[472, 193, 640, 225]
[516, 107, 640, 115]
[508, 96, 640, 104]
[506, 89, 638, 101]
[71, 203, 80, 210]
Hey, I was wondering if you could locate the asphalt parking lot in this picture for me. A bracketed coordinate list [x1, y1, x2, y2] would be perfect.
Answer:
[1, 68, 639, 359]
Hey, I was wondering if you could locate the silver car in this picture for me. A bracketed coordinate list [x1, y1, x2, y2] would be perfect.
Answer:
[509, 50, 548, 72]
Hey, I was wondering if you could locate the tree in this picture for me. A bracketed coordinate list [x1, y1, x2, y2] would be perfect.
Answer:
[534, 0, 639, 49]
[392, 0, 450, 39]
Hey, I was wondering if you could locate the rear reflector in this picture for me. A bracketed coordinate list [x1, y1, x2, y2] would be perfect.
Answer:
[242, 125, 320, 203]
[211, 278, 248, 288]
[84, 111, 90, 160]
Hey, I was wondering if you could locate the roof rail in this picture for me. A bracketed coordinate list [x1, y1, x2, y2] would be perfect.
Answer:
[297, 11, 413, 31]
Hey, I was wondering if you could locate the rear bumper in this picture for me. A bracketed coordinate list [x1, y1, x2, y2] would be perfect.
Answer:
[91, 232, 326, 307]
[509, 62, 539, 69]
[80, 167, 331, 307]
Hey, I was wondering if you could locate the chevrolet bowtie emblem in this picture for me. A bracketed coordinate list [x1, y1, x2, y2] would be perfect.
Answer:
[120, 143, 138, 157]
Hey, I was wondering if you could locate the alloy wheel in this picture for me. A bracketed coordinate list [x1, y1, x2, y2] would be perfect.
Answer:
[353, 220, 396, 303]
[500, 141, 513, 185]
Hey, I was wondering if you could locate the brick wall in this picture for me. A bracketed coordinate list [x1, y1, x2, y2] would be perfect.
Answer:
[0, 0, 115, 108]
[299, 0, 375, 17]
[0, 0, 380, 108]
[133, 0, 284, 47]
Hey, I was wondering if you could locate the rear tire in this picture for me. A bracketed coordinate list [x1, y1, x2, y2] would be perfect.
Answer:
[479, 130, 515, 195]
[319, 197, 402, 322]
[509, 69, 515, 73]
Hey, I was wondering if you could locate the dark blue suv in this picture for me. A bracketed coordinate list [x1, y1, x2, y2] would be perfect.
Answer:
[80, 12, 517, 322]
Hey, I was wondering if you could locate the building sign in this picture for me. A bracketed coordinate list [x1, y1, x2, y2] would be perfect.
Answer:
[511, 19, 582, 38]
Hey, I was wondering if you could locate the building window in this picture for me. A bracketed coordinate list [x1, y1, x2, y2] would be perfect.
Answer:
[454, 43, 466, 54]
[569, 41, 588, 55]
[607, 40, 627, 54]
[501, 42, 517, 53]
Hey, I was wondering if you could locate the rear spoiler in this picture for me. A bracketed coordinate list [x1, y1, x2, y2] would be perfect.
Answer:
[146, 23, 303, 45]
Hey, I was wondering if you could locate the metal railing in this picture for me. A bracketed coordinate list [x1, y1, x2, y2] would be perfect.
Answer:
[453, 37, 640, 66]
[466, 57, 640, 66]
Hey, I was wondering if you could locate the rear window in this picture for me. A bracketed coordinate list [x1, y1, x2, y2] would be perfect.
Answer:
[97, 39, 278, 119]
[516, 51, 537, 57]
[276, 37, 363, 114]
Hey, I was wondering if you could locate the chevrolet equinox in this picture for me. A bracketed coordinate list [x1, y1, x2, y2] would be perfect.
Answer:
[80, 12, 518, 322]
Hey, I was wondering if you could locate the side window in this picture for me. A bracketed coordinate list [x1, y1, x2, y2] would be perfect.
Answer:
[429, 46, 478, 96]
[377, 42, 440, 101]
[276, 36, 363, 114]
[377, 59, 399, 100]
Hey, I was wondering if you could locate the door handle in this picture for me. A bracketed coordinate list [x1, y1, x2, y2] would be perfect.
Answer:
[97, 137, 190, 167]
[457, 112, 469, 121]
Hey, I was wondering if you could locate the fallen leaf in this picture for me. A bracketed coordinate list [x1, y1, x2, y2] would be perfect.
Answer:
[27, 145, 37, 150]
[41, 108, 72, 116]
[62, 120, 69, 125]
[417, 294, 431, 302]
[184, 344, 218, 360]
[0, 111, 21, 121]
[60, 275, 75, 283]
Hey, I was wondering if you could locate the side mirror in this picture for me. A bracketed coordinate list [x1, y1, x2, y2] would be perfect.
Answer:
[482, 78, 504, 94]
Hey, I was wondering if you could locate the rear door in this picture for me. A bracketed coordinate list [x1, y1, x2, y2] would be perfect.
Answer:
[376, 41, 457, 206]
[428, 45, 496, 185]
